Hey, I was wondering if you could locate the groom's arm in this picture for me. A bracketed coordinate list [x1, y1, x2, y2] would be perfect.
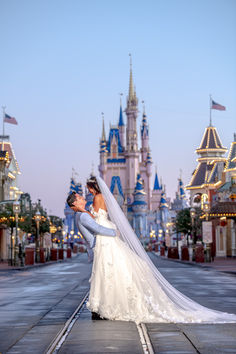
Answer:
[80, 213, 116, 237]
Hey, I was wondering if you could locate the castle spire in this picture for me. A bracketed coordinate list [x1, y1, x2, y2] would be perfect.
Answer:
[118, 95, 124, 127]
[101, 113, 106, 141]
[128, 54, 134, 101]
[153, 169, 161, 190]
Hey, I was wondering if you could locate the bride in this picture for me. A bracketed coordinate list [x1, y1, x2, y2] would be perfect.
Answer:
[85, 175, 236, 324]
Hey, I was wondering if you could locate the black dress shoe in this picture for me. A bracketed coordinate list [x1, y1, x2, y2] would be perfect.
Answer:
[91, 312, 107, 320]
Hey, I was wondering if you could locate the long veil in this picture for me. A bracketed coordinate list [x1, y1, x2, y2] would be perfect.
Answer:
[96, 175, 236, 323]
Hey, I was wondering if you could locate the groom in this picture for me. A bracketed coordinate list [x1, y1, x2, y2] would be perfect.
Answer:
[66, 191, 116, 263]
[67, 192, 116, 320]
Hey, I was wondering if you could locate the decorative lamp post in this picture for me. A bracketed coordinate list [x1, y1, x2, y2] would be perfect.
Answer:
[62, 230, 66, 245]
[190, 207, 196, 242]
[203, 200, 211, 262]
[70, 229, 74, 249]
[57, 226, 62, 247]
[203, 201, 209, 221]
[13, 201, 20, 266]
[190, 207, 196, 261]
[35, 210, 41, 262]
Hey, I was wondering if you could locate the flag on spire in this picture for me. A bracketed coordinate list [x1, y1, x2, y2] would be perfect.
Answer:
[211, 100, 226, 111]
[4, 113, 18, 125]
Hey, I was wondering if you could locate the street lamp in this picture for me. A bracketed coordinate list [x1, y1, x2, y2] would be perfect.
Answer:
[190, 207, 196, 261]
[203, 201, 210, 221]
[203, 200, 211, 262]
[35, 210, 41, 262]
[13, 200, 20, 266]
[190, 207, 196, 242]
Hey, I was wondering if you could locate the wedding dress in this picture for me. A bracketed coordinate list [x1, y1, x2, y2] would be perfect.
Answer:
[86, 176, 236, 324]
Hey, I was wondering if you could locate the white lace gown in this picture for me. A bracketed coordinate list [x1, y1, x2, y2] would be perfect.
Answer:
[86, 207, 236, 324]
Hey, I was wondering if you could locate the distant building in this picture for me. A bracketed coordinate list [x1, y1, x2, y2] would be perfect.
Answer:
[0, 139, 22, 201]
[208, 134, 236, 257]
[64, 177, 83, 240]
[0, 137, 22, 262]
[186, 124, 227, 208]
[186, 125, 236, 258]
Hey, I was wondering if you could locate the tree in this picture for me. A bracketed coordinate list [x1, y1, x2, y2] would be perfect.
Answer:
[174, 207, 203, 243]
[175, 208, 192, 236]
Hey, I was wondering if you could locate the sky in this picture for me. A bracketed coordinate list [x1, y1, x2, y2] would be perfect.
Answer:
[0, 0, 235, 217]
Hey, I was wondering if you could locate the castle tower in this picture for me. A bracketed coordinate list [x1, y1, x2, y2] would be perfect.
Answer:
[64, 177, 83, 237]
[139, 103, 153, 209]
[140, 105, 149, 162]
[171, 176, 188, 211]
[160, 188, 169, 229]
[186, 124, 227, 206]
[151, 169, 162, 211]
[99, 117, 107, 179]
[132, 173, 148, 238]
[118, 99, 125, 148]
[124, 56, 139, 205]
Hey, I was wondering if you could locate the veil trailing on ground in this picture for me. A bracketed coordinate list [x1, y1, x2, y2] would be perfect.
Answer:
[96, 175, 236, 323]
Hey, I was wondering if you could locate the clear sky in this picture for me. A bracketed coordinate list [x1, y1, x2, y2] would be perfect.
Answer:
[0, 0, 235, 217]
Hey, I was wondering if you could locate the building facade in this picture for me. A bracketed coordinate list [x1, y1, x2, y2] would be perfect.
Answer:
[0, 137, 22, 261]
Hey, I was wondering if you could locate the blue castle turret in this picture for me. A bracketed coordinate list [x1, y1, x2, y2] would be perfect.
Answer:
[131, 174, 148, 238]
[85, 187, 94, 211]
[64, 177, 83, 241]
[171, 177, 188, 211]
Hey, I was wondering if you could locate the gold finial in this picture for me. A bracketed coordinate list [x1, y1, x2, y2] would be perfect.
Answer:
[142, 100, 146, 114]
[119, 93, 123, 105]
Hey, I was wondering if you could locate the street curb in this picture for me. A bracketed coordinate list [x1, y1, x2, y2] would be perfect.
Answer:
[0, 253, 81, 272]
[151, 252, 236, 276]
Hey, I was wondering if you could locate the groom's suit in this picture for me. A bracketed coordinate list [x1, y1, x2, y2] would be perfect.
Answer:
[75, 212, 116, 262]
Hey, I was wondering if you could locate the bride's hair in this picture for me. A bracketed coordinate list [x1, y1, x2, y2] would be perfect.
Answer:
[86, 176, 101, 194]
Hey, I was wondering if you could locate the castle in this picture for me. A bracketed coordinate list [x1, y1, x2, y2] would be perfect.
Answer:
[98, 59, 171, 239]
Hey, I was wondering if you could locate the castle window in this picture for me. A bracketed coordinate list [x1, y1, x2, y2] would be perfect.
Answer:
[111, 142, 117, 158]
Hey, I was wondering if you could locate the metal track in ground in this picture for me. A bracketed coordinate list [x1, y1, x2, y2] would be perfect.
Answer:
[136, 323, 154, 354]
[46, 290, 154, 354]
[45, 291, 89, 354]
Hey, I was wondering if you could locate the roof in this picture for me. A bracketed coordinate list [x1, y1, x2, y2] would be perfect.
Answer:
[196, 126, 227, 154]
[218, 181, 231, 192]
[110, 176, 124, 197]
[186, 161, 221, 188]
[0, 141, 20, 173]
[209, 202, 236, 216]
[160, 191, 168, 209]
[179, 179, 186, 199]
[225, 141, 236, 171]
[118, 104, 124, 126]
[153, 172, 161, 191]
[70, 178, 83, 195]
[141, 113, 149, 137]
[106, 127, 123, 154]
[134, 174, 146, 195]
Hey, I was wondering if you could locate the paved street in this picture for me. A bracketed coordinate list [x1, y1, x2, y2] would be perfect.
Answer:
[0, 253, 236, 353]
[0, 254, 92, 353]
